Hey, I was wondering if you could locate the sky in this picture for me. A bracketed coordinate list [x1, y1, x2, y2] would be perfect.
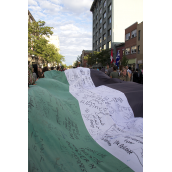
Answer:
[28, 0, 94, 66]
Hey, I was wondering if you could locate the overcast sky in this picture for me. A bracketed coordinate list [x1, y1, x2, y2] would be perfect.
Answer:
[28, 0, 94, 66]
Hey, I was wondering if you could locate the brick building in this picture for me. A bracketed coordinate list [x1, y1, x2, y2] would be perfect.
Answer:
[81, 50, 93, 67]
[125, 22, 137, 69]
[136, 22, 143, 70]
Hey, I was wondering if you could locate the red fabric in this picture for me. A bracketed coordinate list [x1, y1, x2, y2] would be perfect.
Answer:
[110, 49, 114, 63]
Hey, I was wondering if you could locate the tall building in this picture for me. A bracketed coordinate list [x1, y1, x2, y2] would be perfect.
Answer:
[90, 0, 143, 58]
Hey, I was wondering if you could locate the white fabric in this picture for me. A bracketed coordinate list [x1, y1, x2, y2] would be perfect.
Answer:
[65, 67, 143, 172]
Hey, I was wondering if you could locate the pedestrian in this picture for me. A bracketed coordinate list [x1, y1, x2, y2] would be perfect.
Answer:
[110, 66, 119, 78]
[107, 63, 114, 76]
[127, 67, 132, 81]
[133, 68, 140, 83]
[38, 67, 44, 78]
[32, 64, 39, 79]
[42, 66, 49, 78]
[28, 64, 36, 87]
[119, 66, 127, 81]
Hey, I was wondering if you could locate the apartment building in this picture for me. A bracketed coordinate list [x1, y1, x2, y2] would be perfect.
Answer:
[136, 22, 143, 70]
[90, 0, 143, 59]
[125, 22, 137, 69]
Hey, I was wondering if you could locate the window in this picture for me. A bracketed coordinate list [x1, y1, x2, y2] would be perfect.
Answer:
[103, 22, 106, 29]
[99, 18, 102, 24]
[99, 0, 102, 5]
[99, 28, 102, 33]
[108, 4, 111, 12]
[122, 49, 125, 55]
[108, 29, 111, 36]
[138, 30, 140, 40]
[103, 44, 106, 49]
[125, 48, 130, 55]
[100, 8, 102, 14]
[93, 27, 95, 32]
[100, 47, 102, 52]
[95, 49, 97, 52]
[138, 45, 140, 53]
[103, 12, 106, 18]
[96, 23, 98, 29]
[104, 0, 106, 8]
[131, 29, 137, 38]
[109, 41, 111, 48]
[125, 33, 130, 41]
[96, 40, 98, 45]
[99, 37, 102, 43]
[96, 32, 98, 37]
[103, 33, 106, 40]
[108, 16, 111, 24]
[96, 15, 98, 20]
[93, 43, 95, 47]
[131, 46, 137, 54]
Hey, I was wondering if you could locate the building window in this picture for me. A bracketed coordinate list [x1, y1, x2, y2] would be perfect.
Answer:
[131, 29, 137, 38]
[108, 4, 111, 12]
[138, 30, 140, 40]
[96, 32, 98, 37]
[108, 29, 111, 36]
[109, 41, 111, 48]
[99, 37, 102, 43]
[93, 43, 95, 47]
[103, 33, 106, 40]
[138, 45, 140, 53]
[96, 15, 98, 20]
[99, 0, 102, 5]
[122, 49, 125, 55]
[100, 8, 102, 14]
[93, 27, 95, 32]
[99, 18, 102, 24]
[125, 48, 130, 55]
[131, 46, 137, 54]
[108, 16, 111, 24]
[103, 22, 106, 29]
[99, 28, 102, 33]
[95, 49, 97, 52]
[100, 47, 102, 52]
[96, 23, 98, 29]
[103, 44, 106, 49]
[125, 33, 130, 41]
[104, 0, 106, 8]
[103, 12, 106, 18]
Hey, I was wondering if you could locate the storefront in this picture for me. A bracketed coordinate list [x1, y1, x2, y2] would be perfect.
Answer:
[137, 60, 143, 70]
[128, 58, 136, 70]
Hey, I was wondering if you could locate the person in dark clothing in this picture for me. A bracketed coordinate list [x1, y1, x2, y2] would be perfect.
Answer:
[56, 66, 60, 71]
[42, 66, 49, 78]
[32, 64, 39, 79]
[51, 67, 54, 70]
[133, 68, 140, 83]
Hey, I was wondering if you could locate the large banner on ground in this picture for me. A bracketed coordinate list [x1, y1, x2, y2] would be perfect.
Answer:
[28, 68, 143, 172]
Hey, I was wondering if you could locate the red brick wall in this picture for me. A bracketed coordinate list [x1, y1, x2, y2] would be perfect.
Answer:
[125, 23, 137, 60]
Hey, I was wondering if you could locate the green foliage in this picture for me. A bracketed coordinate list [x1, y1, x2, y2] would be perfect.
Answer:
[121, 51, 129, 66]
[28, 20, 64, 65]
[84, 49, 111, 67]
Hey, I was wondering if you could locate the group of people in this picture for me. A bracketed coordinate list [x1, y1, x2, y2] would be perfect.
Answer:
[98, 64, 143, 84]
[28, 64, 67, 86]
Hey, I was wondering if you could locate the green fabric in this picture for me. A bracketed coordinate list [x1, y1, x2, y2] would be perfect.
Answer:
[110, 71, 119, 78]
[28, 70, 133, 172]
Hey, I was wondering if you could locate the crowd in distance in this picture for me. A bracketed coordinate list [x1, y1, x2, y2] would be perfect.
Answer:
[28, 64, 143, 87]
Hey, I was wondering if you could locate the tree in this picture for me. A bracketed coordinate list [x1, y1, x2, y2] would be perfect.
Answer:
[84, 51, 98, 66]
[121, 51, 129, 66]
[97, 49, 111, 66]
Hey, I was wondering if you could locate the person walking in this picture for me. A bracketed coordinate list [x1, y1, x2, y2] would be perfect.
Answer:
[110, 66, 119, 78]
[107, 64, 114, 76]
[133, 68, 140, 83]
